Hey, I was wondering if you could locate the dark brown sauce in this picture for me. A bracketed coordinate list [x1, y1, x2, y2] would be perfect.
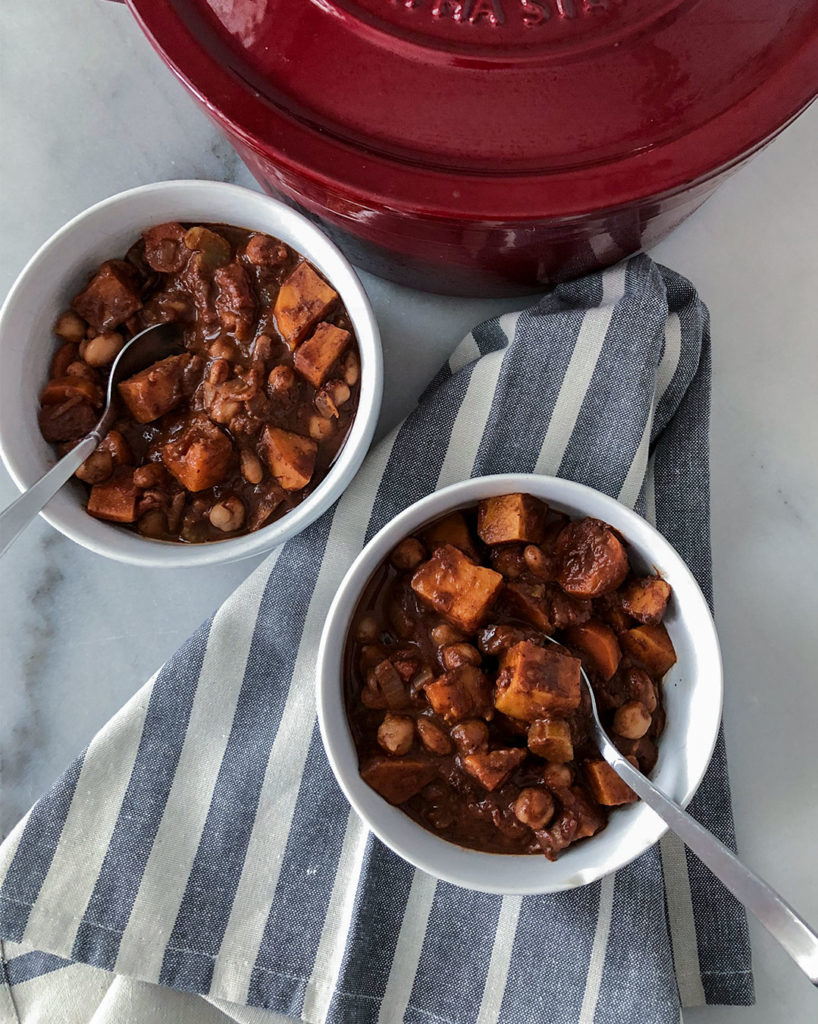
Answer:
[40, 222, 360, 543]
[344, 500, 671, 858]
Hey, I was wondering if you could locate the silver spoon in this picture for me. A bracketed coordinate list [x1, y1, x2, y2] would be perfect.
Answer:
[0, 323, 183, 557]
[544, 633, 818, 987]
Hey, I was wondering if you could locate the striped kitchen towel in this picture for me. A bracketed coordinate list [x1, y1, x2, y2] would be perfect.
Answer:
[0, 255, 753, 1024]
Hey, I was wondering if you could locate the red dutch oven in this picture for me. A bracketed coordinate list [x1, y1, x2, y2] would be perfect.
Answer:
[118, 0, 818, 295]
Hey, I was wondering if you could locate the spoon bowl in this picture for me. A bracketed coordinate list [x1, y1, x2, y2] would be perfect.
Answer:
[0, 322, 184, 557]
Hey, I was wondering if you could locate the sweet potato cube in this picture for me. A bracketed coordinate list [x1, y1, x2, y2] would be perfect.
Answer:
[503, 582, 553, 632]
[360, 755, 437, 805]
[563, 620, 621, 681]
[86, 468, 139, 523]
[40, 375, 103, 408]
[495, 641, 581, 721]
[528, 718, 574, 762]
[71, 260, 143, 331]
[620, 577, 672, 625]
[584, 759, 637, 806]
[421, 511, 477, 559]
[294, 322, 351, 388]
[424, 665, 493, 724]
[477, 493, 547, 545]
[620, 623, 677, 678]
[461, 748, 527, 792]
[118, 353, 191, 423]
[411, 544, 503, 633]
[161, 418, 232, 491]
[555, 518, 630, 598]
[260, 426, 317, 491]
[273, 262, 338, 349]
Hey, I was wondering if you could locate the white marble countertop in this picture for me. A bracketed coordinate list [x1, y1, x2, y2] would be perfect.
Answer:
[2, 2, 817, 1021]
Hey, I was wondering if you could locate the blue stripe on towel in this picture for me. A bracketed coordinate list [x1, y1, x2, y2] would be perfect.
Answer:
[71, 625, 211, 969]
[158, 517, 335, 993]
[0, 756, 84, 941]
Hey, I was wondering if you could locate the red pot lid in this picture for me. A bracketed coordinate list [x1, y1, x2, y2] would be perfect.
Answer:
[128, 0, 818, 220]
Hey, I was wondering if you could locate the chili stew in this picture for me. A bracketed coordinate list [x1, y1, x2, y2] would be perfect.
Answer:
[38, 223, 361, 542]
[345, 494, 676, 860]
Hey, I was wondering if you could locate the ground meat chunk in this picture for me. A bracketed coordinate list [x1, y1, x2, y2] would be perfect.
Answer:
[71, 260, 143, 331]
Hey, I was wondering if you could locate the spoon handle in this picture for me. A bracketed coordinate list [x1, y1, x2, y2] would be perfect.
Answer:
[0, 434, 100, 557]
[602, 743, 818, 986]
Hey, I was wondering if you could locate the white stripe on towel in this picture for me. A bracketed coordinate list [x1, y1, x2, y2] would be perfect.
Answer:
[114, 565, 273, 982]
[645, 456, 706, 1008]
[475, 895, 522, 1024]
[534, 265, 628, 476]
[437, 349, 507, 488]
[375, 870, 437, 1024]
[300, 810, 368, 1024]
[23, 677, 156, 953]
[578, 872, 616, 1024]
[618, 312, 682, 508]
[209, 434, 398, 1006]
[448, 333, 481, 374]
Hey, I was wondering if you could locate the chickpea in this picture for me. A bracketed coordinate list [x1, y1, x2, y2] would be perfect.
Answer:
[209, 337, 234, 361]
[416, 717, 452, 755]
[309, 415, 335, 441]
[431, 623, 466, 647]
[451, 719, 489, 756]
[523, 544, 554, 579]
[133, 463, 167, 489]
[355, 614, 380, 643]
[54, 310, 87, 344]
[208, 358, 230, 385]
[514, 788, 555, 830]
[65, 361, 98, 381]
[428, 804, 454, 830]
[208, 495, 246, 533]
[390, 537, 426, 571]
[613, 700, 652, 740]
[251, 333, 273, 363]
[342, 350, 360, 387]
[98, 429, 132, 466]
[441, 643, 482, 671]
[543, 762, 573, 789]
[377, 714, 415, 756]
[137, 509, 167, 539]
[240, 449, 264, 484]
[325, 378, 351, 407]
[476, 624, 529, 656]
[625, 667, 658, 712]
[490, 545, 526, 579]
[80, 332, 125, 368]
[75, 449, 113, 485]
[359, 643, 386, 674]
[313, 389, 338, 419]
[268, 364, 297, 402]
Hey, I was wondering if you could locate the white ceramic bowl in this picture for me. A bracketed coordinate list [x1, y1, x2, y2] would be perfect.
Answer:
[318, 473, 723, 894]
[0, 180, 382, 567]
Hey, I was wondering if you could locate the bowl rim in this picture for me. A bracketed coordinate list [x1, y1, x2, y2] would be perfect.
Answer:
[0, 179, 383, 567]
[317, 472, 723, 894]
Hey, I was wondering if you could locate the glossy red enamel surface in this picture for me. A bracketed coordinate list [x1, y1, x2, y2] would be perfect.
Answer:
[124, 0, 818, 293]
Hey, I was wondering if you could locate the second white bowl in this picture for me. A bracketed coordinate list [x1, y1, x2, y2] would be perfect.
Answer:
[317, 473, 723, 894]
